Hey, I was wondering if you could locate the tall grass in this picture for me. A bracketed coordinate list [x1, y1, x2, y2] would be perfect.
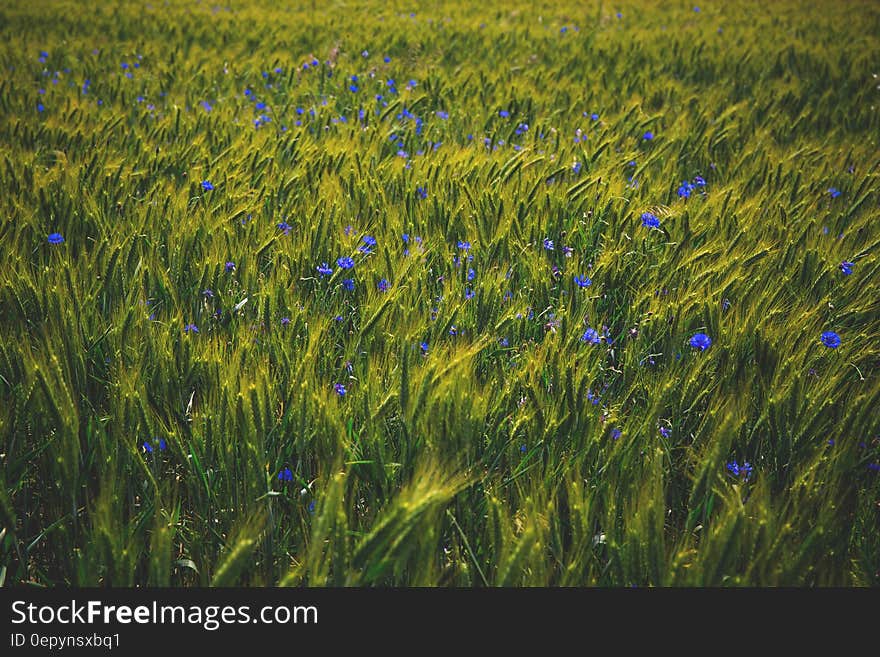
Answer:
[0, 0, 878, 586]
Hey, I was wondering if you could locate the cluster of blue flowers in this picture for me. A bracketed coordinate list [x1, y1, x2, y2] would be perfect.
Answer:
[141, 437, 168, 454]
[726, 461, 754, 482]
[677, 175, 706, 198]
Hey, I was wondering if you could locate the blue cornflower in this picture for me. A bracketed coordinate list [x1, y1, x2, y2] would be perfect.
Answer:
[465, 288, 475, 300]
[359, 236, 376, 253]
[436, 111, 449, 120]
[342, 278, 355, 291]
[142, 441, 153, 454]
[337, 256, 355, 269]
[572, 161, 583, 174]
[581, 328, 601, 344]
[281, 317, 290, 326]
[457, 240, 471, 251]
[574, 275, 592, 288]
[689, 332, 712, 351]
[316, 263, 333, 277]
[820, 331, 841, 349]
[416, 186, 428, 199]
[543, 238, 554, 251]
[202, 289, 214, 298]
[420, 341, 428, 355]
[225, 261, 236, 272]
[37, 102, 45, 113]
[378, 278, 390, 292]
[334, 383, 346, 397]
[201, 180, 214, 191]
[520, 444, 527, 453]
[47, 232, 64, 244]
[643, 131, 654, 140]
[499, 110, 510, 118]
[591, 113, 599, 121]
[726, 461, 754, 481]
[467, 268, 476, 281]
[828, 187, 841, 198]
[184, 323, 199, 334]
[641, 212, 660, 228]
[659, 426, 671, 438]
[611, 428, 622, 440]
[839, 261, 854, 276]
[693, 175, 706, 187]
[277, 221, 292, 234]
[499, 337, 509, 347]
[384, 56, 391, 63]
[678, 182, 693, 198]
[278, 467, 293, 482]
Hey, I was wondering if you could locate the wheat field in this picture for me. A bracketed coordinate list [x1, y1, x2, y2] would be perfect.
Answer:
[0, 0, 878, 587]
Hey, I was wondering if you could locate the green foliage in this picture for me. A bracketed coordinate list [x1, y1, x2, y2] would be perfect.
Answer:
[0, 0, 878, 587]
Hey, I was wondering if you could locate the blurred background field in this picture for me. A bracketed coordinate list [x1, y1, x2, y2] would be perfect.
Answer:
[0, 0, 878, 586]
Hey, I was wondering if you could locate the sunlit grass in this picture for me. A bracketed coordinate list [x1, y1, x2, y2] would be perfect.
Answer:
[0, 0, 878, 586]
